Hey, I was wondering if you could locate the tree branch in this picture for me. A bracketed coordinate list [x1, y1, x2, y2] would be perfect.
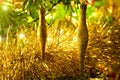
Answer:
[32, 0, 62, 23]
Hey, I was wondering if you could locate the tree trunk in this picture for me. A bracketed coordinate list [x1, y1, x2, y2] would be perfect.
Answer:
[78, 3, 88, 78]
[38, 6, 47, 60]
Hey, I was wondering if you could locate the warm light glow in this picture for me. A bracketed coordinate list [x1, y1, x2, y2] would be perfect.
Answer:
[73, 36, 77, 42]
[115, 30, 119, 33]
[72, 18, 77, 25]
[107, 7, 112, 13]
[107, 41, 111, 44]
[92, 12, 97, 17]
[108, 30, 111, 33]
[97, 30, 100, 33]
[3, 6, 7, 11]
[19, 33, 25, 39]
[72, 13, 77, 17]
[60, 29, 63, 35]
[45, 13, 52, 19]
[47, 37, 51, 42]
[92, 55, 96, 58]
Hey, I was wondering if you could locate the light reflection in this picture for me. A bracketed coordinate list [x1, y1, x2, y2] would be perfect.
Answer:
[72, 18, 77, 25]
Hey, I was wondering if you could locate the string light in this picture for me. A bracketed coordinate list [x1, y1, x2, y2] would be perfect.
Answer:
[47, 37, 51, 42]
[19, 33, 25, 39]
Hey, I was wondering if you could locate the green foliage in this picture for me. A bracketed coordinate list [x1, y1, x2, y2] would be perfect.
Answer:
[0, 2, 13, 36]
[45, 13, 54, 25]
[22, 0, 76, 24]
[93, 0, 105, 8]
[12, 11, 28, 26]
[86, 6, 96, 18]
[54, 4, 68, 20]
[23, 0, 40, 19]
[0, 3, 13, 26]
[0, 1, 31, 36]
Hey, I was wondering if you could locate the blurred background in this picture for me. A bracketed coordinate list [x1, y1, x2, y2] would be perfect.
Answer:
[0, 0, 120, 80]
